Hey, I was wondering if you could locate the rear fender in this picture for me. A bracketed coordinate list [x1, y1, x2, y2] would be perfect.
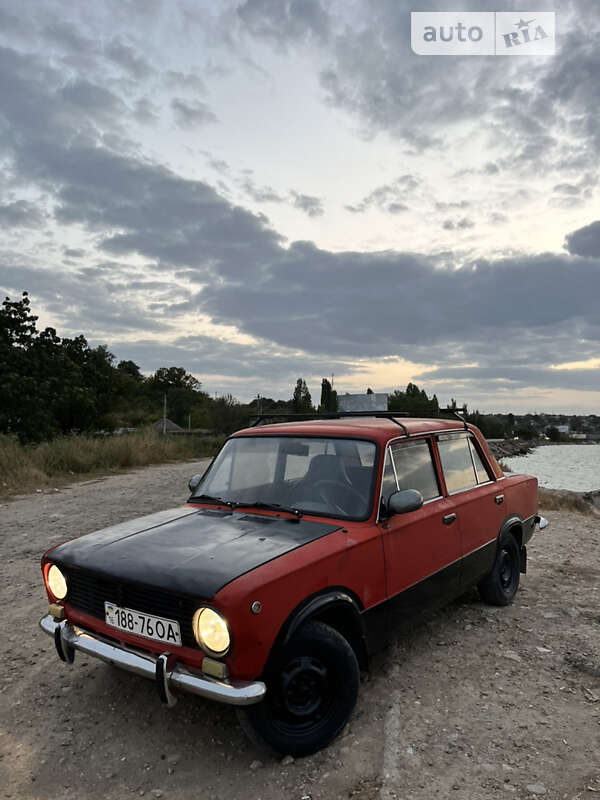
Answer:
[497, 513, 530, 573]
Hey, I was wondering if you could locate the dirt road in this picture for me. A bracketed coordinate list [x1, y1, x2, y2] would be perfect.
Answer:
[1, 461, 599, 800]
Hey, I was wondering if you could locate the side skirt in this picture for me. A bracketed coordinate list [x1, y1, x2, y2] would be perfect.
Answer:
[361, 539, 500, 655]
[460, 539, 497, 591]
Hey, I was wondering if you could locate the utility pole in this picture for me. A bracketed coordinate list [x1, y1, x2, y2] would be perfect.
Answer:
[162, 393, 167, 435]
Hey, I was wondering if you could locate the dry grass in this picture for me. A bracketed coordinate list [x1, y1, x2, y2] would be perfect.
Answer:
[0, 430, 224, 499]
[538, 487, 597, 516]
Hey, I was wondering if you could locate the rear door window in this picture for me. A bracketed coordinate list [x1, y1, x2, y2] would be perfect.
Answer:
[437, 432, 491, 493]
[389, 438, 440, 501]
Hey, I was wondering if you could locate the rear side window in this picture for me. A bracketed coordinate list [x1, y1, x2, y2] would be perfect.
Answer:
[389, 439, 440, 501]
[438, 433, 491, 493]
[469, 439, 491, 484]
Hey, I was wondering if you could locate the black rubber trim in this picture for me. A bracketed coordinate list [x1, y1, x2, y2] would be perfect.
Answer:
[282, 590, 365, 647]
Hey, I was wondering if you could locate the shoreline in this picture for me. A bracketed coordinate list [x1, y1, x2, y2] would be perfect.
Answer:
[538, 487, 600, 515]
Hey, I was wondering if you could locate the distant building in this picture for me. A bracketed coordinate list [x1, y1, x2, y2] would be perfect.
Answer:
[152, 418, 183, 433]
[555, 425, 570, 434]
[569, 433, 587, 440]
[338, 393, 389, 412]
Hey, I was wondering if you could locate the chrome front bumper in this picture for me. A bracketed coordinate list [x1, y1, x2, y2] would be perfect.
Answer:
[39, 614, 266, 707]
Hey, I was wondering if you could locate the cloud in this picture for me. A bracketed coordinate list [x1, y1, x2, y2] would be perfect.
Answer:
[564, 220, 600, 257]
[442, 218, 474, 231]
[418, 363, 600, 394]
[105, 38, 153, 80]
[197, 243, 600, 379]
[0, 200, 46, 229]
[134, 97, 159, 125]
[554, 183, 579, 196]
[0, 258, 173, 337]
[171, 98, 218, 128]
[242, 178, 285, 203]
[1, 17, 599, 408]
[346, 175, 418, 214]
[109, 334, 357, 391]
[237, 0, 331, 44]
[165, 70, 208, 94]
[291, 191, 324, 217]
[436, 201, 470, 212]
[60, 79, 127, 124]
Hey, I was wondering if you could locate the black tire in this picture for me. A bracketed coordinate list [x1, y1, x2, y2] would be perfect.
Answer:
[237, 621, 360, 757]
[478, 532, 520, 606]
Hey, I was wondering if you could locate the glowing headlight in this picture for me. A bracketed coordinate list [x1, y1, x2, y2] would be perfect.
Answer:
[47, 564, 68, 600]
[192, 607, 230, 656]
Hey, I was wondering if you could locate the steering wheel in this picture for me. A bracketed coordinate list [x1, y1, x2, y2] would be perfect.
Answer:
[311, 480, 364, 515]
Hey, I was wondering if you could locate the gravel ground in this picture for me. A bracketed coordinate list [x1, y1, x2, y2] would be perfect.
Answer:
[1, 461, 599, 800]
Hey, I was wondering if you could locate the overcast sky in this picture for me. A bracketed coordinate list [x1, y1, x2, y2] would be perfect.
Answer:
[1, 0, 599, 412]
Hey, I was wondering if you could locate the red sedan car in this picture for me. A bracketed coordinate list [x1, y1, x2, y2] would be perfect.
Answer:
[40, 413, 546, 756]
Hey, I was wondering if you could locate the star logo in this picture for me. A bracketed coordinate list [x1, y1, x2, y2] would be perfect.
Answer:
[515, 18, 535, 29]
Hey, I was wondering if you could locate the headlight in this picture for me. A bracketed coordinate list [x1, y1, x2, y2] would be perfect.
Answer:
[192, 607, 230, 656]
[47, 564, 68, 600]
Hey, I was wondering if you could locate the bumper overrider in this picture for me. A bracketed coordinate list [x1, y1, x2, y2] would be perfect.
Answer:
[39, 614, 266, 707]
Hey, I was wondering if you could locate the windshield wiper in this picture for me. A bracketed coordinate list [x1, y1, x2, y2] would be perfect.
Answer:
[190, 493, 234, 508]
[239, 501, 304, 519]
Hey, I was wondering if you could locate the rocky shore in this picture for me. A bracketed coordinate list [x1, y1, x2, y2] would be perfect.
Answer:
[488, 439, 534, 459]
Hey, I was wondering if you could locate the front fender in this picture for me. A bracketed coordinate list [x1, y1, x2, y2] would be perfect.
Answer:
[281, 588, 365, 647]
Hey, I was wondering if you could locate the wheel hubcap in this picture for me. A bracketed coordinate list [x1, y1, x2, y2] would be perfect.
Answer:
[280, 657, 328, 719]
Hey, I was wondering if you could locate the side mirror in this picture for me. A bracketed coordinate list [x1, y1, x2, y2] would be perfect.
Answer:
[388, 489, 424, 516]
[188, 474, 202, 494]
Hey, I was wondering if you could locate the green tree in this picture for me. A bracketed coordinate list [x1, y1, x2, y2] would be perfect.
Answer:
[292, 378, 313, 413]
[319, 378, 337, 412]
[117, 360, 143, 381]
[0, 294, 121, 440]
[515, 425, 535, 441]
[150, 366, 200, 391]
[209, 394, 247, 434]
[388, 383, 439, 415]
[547, 426, 561, 442]
[146, 367, 207, 428]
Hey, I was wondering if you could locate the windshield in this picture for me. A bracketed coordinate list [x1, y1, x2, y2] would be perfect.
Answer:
[192, 436, 377, 520]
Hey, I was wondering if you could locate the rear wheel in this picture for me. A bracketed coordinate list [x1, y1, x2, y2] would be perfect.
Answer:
[237, 621, 359, 757]
[478, 532, 520, 606]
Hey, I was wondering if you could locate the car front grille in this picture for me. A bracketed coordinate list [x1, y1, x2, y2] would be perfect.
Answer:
[63, 567, 200, 649]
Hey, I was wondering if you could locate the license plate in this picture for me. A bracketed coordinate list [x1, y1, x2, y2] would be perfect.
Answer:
[104, 602, 181, 646]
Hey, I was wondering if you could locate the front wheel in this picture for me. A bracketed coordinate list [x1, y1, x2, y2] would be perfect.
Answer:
[237, 621, 360, 757]
[478, 532, 520, 606]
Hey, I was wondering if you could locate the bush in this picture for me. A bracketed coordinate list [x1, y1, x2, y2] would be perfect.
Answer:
[0, 429, 224, 498]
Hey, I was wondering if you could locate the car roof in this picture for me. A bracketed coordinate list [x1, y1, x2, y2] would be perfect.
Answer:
[233, 416, 472, 445]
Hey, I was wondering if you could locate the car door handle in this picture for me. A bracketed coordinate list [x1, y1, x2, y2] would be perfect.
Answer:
[495, 494, 504, 504]
[443, 513, 457, 525]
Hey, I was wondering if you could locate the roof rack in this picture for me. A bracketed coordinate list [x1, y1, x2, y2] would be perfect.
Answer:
[250, 411, 411, 436]
[438, 407, 469, 431]
[248, 408, 469, 436]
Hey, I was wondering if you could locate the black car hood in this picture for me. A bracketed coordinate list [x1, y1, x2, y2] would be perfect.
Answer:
[51, 506, 342, 598]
